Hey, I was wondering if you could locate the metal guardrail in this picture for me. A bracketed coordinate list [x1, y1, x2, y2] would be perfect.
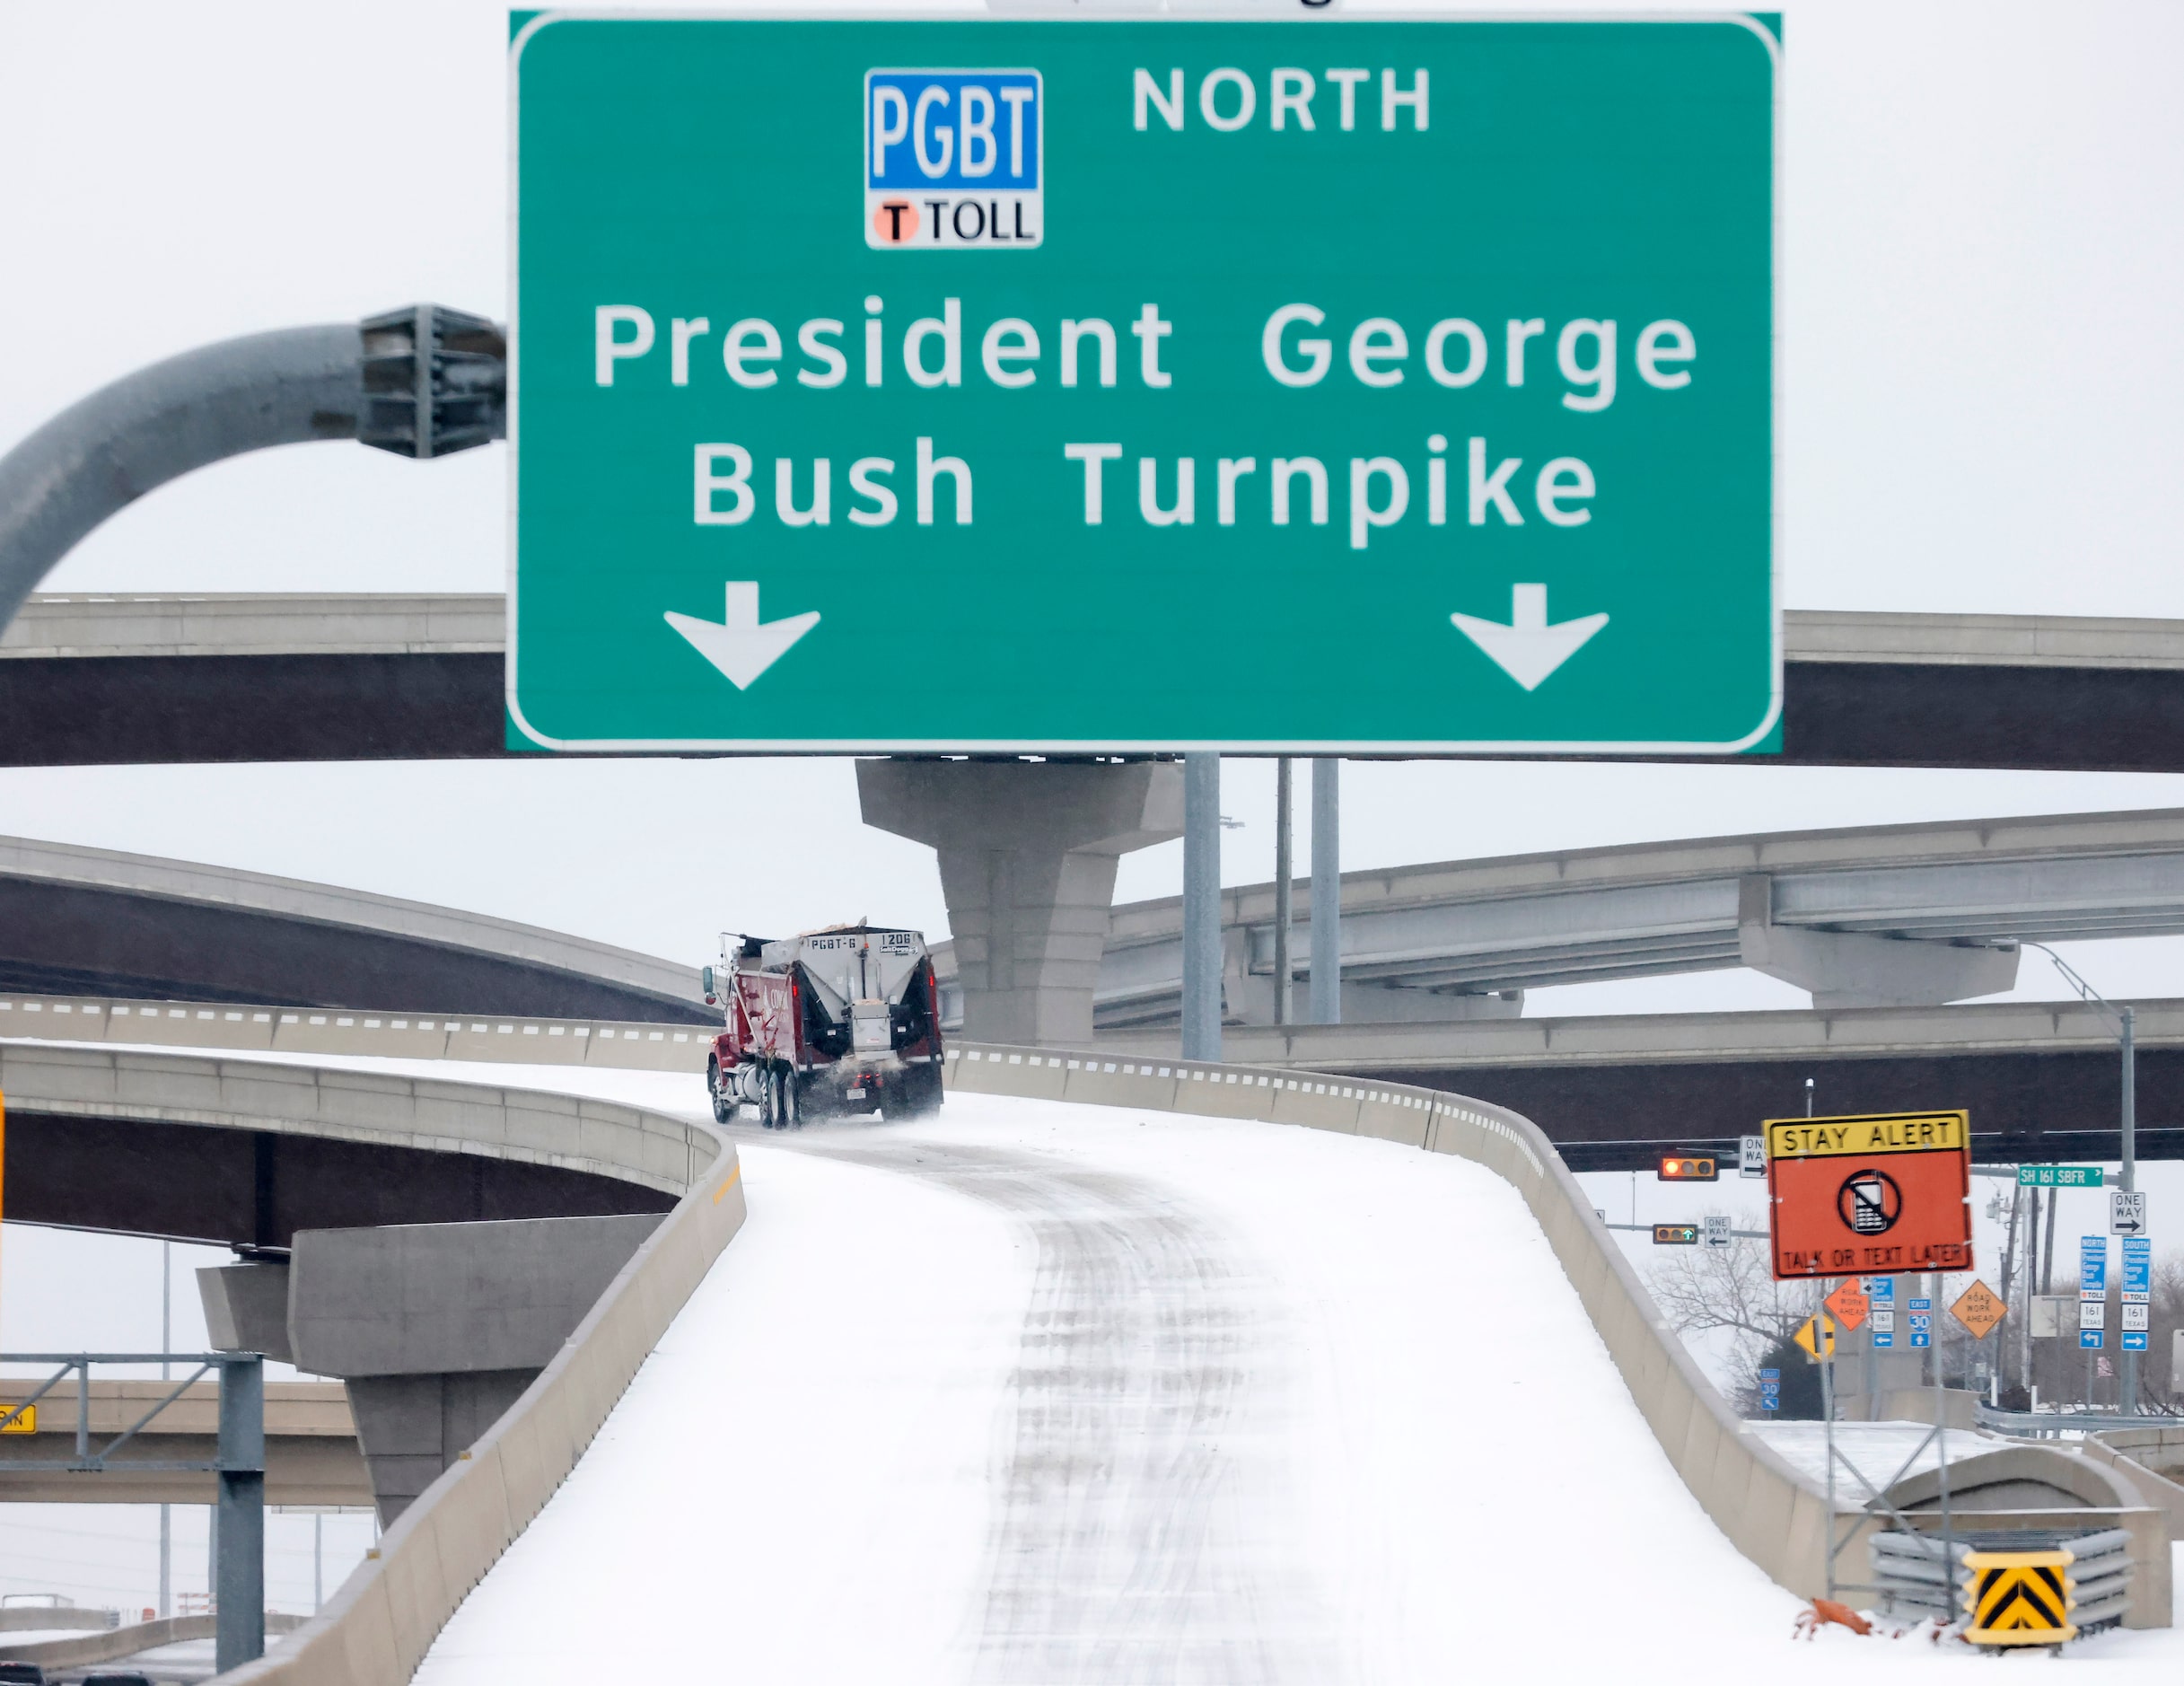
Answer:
[1872, 1526, 2133, 1638]
[1977, 1404, 2184, 1437]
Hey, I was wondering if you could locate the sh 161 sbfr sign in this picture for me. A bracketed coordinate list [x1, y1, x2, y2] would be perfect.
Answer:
[1764, 1111, 1973, 1281]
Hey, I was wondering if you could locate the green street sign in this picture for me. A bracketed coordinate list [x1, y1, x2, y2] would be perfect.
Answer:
[2018, 1164, 2104, 1188]
[509, 11, 1779, 752]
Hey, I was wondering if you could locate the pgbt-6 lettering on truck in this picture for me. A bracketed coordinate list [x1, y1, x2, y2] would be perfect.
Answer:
[508, 11, 1778, 751]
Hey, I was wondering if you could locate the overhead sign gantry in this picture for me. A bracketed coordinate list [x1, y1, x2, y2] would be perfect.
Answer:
[506, 9, 1779, 752]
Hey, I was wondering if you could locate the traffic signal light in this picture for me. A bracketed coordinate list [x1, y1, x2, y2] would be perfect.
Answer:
[1653, 1225, 1700, 1245]
[1658, 1155, 1718, 1181]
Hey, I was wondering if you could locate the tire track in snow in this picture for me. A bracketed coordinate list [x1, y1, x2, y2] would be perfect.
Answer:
[800, 1135, 1339, 1684]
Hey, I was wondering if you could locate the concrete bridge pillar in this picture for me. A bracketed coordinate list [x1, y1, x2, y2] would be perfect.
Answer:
[1737, 874, 2021, 1007]
[857, 759, 1184, 1049]
[201, 1211, 662, 1523]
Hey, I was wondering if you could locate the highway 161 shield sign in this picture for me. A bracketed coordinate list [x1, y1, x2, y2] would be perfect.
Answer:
[1764, 1111, 1973, 1281]
[507, 10, 1778, 752]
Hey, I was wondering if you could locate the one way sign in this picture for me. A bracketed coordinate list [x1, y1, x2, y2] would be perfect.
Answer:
[2110, 1190, 2148, 1236]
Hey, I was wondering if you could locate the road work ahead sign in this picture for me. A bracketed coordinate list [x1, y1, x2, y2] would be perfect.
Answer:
[508, 11, 1779, 752]
[1764, 1111, 1974, 1282]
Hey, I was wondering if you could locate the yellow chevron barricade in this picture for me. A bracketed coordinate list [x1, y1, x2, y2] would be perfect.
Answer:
[1962, 1549, 2074, 1646]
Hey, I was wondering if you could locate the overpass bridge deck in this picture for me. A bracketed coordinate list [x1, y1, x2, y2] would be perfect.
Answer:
[11, 596, 2184, 768]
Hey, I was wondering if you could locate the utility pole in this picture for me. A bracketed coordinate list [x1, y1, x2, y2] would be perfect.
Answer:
[1272, 758, 1293, 1026]
[1181, 753, 1223, 1060]
[1309, 758, 1340, 1024]
[2042, 1181, 2058, 1294]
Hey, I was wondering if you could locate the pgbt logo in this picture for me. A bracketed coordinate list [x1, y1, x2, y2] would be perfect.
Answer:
[865, 70, 1042, 250]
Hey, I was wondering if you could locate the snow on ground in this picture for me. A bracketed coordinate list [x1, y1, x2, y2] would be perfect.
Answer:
[1749, 1422, 2016, 1490]
[18, 1041, 2184, 1673]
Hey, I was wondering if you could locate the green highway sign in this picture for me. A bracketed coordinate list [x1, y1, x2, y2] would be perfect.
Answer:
[2018, 1164, 2105, 1188]
[509, 10, 1778, 752]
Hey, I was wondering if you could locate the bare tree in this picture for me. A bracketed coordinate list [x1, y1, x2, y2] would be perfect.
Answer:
[2151, 1249, 2184, 1413]
[1646, 1220, 1824, 1410]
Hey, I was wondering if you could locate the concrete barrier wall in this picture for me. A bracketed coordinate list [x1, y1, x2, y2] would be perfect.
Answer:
[221, 1131, 746, 1686]
[0, 990, 706, 1075]
[942, 1043, 2171, 1625]
[0, 1040, 704, 1196]
[0, 1613, 306, 1670]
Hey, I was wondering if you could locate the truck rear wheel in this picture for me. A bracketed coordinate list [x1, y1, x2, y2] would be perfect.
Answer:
[707, 1059, 733, 1125]
[780, 1067, 803, 1129]
[758, 1066, 779, 1129]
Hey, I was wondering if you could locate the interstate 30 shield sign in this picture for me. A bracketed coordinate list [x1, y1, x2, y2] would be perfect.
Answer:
[1764, 1111, 1974, 1282]
[508, 11, 1778, 752]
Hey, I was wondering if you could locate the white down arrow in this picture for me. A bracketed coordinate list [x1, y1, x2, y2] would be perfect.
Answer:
[1449, 584, 1609, 691]
[664, 582, 820, 690]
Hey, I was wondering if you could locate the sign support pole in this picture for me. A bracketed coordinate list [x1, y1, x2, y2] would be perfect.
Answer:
[1181, 753, 1223, 1061]
[2120, 1005, 2137, 1413]
[1309, 759, 1340, 1025]
[214, 1353, 266, 1673]
[1272, 758, 1293, 1027]
[1934, 1348, 1955, 1624]
[1820, 1326, 1837, 1603]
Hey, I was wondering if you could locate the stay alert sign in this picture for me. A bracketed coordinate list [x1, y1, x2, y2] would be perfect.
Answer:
[1763, 1111, 1973, 1282]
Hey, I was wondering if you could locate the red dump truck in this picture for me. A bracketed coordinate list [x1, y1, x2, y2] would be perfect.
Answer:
[701, 925, 945, 1128]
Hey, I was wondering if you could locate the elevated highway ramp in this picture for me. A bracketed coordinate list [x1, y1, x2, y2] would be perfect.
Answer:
[406, 1084, 2183, 1679]
[10, 1030, 2179, 1673]
[415, 1092, 1813, 1682]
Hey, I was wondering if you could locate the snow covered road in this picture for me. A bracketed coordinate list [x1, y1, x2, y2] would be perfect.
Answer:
[29, 1043, 2176, 1677]
[399, 1082, 2162, 1682]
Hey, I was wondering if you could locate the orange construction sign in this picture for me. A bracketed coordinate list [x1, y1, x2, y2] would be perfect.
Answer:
[1952, 1279, 2007, 1340]
[1764, 1110, 1973, 1281]
[1824, 1278, 1870, 1330]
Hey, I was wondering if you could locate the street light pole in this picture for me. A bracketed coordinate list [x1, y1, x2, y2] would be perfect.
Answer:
[2029, 945, 2138, 1413]
[2121, 1005, 2137, 1412]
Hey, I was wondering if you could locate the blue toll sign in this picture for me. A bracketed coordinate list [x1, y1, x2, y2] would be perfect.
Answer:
[2080, 1235, 2109, 1296]
[2122, 1235, 2151, 1299]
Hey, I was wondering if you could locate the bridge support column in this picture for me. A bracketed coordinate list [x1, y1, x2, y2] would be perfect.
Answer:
[857, 759, 1183, 1048]
[1737, 874, 2020, 1007]
[207, 1213, 663, 1523]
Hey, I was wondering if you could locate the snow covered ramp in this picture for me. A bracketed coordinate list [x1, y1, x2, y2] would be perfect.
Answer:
[416, 1093, 1820, 1683]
